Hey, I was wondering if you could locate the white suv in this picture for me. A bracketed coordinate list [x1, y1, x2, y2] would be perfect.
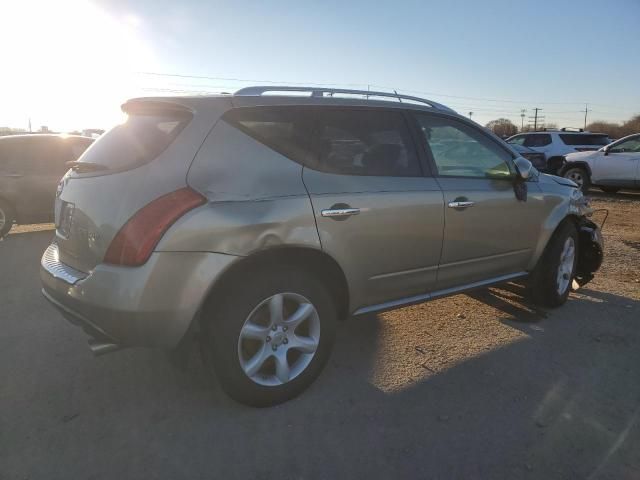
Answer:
[560, 133, 640, 193]
[506, 129, 611, 173]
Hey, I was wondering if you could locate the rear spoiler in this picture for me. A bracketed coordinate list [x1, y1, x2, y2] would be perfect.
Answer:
[121, 99, 194, 117]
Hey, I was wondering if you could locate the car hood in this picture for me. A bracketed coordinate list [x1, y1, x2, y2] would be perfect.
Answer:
[565, 150, 599, 161]
[539, 173, 578, 188]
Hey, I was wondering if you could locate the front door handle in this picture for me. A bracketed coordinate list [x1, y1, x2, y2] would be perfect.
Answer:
[1, 173, 23, 178]
[448, 201, 475, 209]
[321, 207, 360, 218]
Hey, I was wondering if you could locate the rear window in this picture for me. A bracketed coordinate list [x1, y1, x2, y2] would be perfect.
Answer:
[559, 134, 610, 146]
[77, 110, 190, 171]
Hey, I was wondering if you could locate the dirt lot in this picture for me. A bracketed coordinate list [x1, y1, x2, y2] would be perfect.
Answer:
[1, 191, 639, 479]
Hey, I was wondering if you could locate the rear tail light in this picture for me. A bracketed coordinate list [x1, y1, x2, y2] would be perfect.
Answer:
[104, 187, 206, 266]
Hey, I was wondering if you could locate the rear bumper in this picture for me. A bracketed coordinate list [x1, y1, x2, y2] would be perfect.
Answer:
[41, 243, 238, 349]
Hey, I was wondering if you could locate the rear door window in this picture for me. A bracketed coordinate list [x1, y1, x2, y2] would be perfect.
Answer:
[523, 134, 552, 147]
[313, 109, 421, 177]
[76, 108, 191, 172]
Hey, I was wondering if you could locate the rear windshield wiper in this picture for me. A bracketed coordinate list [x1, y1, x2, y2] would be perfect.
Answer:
[66, 161, 108, 173]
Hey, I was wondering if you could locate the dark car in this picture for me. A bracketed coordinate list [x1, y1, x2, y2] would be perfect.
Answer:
[0, 134, 93, 237]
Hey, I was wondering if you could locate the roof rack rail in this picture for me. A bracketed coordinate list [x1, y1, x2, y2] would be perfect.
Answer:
[560, 127, 584, 132]
[234, 86, 455, 113]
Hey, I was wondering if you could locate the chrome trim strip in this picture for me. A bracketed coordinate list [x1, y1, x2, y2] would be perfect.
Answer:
[321, 208, 360, 218]
[448, 201, 475, 208]
[41, 243, 87, 285]
[353, 271, 528, 316]
[438, 249, 531, 269]
[369, 264, 438, 281]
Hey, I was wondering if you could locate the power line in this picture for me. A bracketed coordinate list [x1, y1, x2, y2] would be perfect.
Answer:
[134, 71, 639, 118]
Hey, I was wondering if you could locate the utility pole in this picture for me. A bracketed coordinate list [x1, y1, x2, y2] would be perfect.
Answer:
[28, 117, 32, 133]
[520, 109, 526, 131]
[583, 103, 590, 130]
[528, 108, 544, 131]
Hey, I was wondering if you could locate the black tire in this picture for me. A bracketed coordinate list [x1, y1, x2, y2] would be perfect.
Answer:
[563, 166, 591, 193]
[202, 267, 337, 407]
[530, 221, 579, 308]
[0, 199, 16, 238]
[600, 186, 620, 194]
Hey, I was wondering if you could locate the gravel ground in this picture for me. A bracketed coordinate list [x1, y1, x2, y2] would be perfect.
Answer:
[1, 191, 639, 479]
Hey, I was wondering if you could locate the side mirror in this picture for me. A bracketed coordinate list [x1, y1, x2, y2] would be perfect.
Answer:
[603, 145, 610, 156]
[514, 157, 533, 180]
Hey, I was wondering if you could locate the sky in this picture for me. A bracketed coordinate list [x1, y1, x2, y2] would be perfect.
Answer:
[1, 0, 639, 132]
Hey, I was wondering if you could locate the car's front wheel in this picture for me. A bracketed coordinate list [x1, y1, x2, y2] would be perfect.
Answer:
[530, 221, 578, 307]
[563, 166, 591, 192]
[0, 199, 16, 239]
[202, 267, 337, 407]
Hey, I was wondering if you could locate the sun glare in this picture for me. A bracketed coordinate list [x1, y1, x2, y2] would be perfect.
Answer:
[0, 0, 154, 131]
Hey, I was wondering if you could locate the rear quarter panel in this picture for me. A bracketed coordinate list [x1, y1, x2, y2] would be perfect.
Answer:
[159, 119, 321, 254]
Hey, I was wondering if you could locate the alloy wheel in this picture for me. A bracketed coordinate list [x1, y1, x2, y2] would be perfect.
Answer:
[556, 237, 575, 295]
[237, 292, 321, 387]
[565, 169, 584, 188]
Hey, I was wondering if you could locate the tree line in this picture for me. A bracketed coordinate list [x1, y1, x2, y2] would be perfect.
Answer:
[485, 114, 640, 139]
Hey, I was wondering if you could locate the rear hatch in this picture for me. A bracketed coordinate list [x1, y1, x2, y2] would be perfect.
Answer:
[55, 96, 230, 272]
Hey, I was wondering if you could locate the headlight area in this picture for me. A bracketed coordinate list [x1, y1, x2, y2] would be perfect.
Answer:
[569, 188, 592, 217]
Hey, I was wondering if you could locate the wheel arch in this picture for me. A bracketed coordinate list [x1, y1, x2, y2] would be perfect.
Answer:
[200, 246, 350, 326]
[528, 210, 582, 272]
[560, 161, 592, 177]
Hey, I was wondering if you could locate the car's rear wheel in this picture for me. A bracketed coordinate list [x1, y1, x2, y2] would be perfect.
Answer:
[0, 199, 16, 238]
[563, 166, 590, 192]
[600, 186, 620, 194]
[530, 221, 578, 307]
[202, 267, 337, 407]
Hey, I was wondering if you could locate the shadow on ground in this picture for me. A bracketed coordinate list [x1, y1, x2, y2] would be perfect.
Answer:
[1, 231, 639, 479]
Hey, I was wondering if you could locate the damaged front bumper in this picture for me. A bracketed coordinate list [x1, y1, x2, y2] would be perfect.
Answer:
[574, 217, 604, 288]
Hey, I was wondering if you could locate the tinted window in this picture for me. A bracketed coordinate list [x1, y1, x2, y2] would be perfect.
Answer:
[0, 137, 69, 174]
[77, 111, 190, 171]
[223, 107, 315, 166]
[611, 137, 640, 153]
[314, 110, 420, 176]
[560, 134, 610, 146]
[415, 113, 513, 178]
[0, 137, 28, 172]
[523, 134, 552, 147]
[69, 137, 93, 159]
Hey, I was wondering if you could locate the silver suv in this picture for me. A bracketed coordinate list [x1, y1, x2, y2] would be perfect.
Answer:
[41, 87, 603, 406]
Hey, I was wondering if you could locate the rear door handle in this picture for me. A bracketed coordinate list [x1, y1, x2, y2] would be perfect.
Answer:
[448, 201, 475, 209]
[321, 207, 360, 218]
[1, 173, 23, 178]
